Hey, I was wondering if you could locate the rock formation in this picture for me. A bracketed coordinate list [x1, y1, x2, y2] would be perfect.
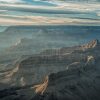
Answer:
[32, 76, 49, 95]
[81, 39, 99, 51]
[0, 40, 100, 100]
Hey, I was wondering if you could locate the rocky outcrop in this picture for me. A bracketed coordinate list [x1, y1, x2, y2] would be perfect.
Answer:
[66, 62, 84, 70]
[30, 40, 100, 100]
[32, 56, 100, 100]
[81, 39, 99, 51]
[86, 55, 95, 65]
[0, 40, 100, 87]
[0, 40, 100, 100]
[32, 76, 49, 95]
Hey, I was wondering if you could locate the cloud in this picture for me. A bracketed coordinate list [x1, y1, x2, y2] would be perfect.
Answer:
[0, 3, 91, 14]
[96, 12, 100, 17]
[0, 14, 100, 25]
[0, 1, 100, 25]
[0, 0, 23, 3]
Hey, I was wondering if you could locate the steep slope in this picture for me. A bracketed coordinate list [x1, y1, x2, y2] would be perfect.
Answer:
[0, 39, 100, 87]
[31, 40, 100, 100]
[0, 39, 100, 100]
[32, 59, 100, 100]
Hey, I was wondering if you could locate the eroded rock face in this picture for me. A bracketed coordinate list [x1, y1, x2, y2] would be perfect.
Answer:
[0, 40, 100, 87]
[30, 40, 100, 100]
[32, 57, 100, 100]
[0, 40, 100, 100]
[86, 55, 95, 65]
[31, 76, 49, 95]
[66, 62, 84, 70]
[81, 39, 99, 51]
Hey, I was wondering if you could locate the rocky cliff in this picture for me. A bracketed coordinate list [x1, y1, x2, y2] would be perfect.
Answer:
[0, 39, 100, 100]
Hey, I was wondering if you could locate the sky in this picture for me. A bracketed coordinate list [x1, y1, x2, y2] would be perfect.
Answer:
[0, 0, 100, 25]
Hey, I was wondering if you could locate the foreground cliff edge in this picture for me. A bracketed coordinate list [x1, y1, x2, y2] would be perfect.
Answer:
[0, 39, 100, 100]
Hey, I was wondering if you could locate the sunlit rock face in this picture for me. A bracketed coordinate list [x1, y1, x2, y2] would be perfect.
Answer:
[31, 76, 49, 95]
[32, 62, 100, 100]
[31, 41, 100, 100]
[81, 39, 99, 51]
[0, 40, 100, 100]
[0, 40, 100, 87]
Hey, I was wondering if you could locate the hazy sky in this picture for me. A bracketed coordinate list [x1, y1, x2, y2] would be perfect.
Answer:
[0, 0, 100, 25]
